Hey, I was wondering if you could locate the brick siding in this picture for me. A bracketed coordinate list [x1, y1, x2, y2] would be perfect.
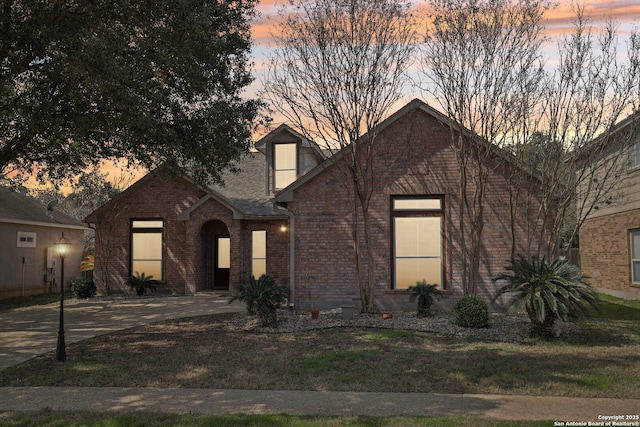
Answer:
[287, 108, 546, 310]
[581, 209, 640, 296]
[92, 168, 289, 295]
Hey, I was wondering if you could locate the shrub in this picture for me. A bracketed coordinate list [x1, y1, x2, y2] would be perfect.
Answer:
[229, 274, 289, 327]
[454, 295, 489, 328]
[71, 277, 97, 299]
[493, 255, 600, 337]
[408, 280, 443, 318]
[124, 272, 158, 296]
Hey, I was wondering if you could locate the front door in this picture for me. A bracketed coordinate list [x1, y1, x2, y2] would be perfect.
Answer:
[203, 220, 231, 291]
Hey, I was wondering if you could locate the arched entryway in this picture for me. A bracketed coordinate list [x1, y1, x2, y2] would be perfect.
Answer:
[202, 220, 230, 290]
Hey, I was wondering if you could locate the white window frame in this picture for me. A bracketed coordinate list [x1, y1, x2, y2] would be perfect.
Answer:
[631, 229, 640, 284]
[17, 231, 37, 248]
[273, 142, 297, 190]
[629, 140, 640, 170]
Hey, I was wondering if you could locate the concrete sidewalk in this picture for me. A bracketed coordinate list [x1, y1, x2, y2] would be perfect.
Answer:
[1, 294, 639, 421]
[1, 387, 639, 421]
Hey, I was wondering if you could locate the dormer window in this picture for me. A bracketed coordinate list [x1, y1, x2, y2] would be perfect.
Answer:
[274, 142, 297, 190]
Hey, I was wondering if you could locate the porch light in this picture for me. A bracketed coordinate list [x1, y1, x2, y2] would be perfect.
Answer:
[280, 224, 288, 233]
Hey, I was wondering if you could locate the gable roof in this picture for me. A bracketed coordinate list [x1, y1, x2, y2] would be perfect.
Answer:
[571, 109, 640, 165]
[274, 98, 533, 202]
[85, 153, 286, 223]
[0, 186, 86, 229]
[254, 123, 327, 160]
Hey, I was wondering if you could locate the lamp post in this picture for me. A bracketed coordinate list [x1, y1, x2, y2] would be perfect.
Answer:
[55, 233, 70, 362]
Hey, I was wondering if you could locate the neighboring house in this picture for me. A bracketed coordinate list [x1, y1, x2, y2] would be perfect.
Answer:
[86, 99, 546, 309]
[580, 113, 640, 299]
[0, 187, 86, 299]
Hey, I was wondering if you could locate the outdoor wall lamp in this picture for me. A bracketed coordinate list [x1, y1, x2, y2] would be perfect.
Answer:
[55, 233, 71, 362]
[280, 224, 288, 233]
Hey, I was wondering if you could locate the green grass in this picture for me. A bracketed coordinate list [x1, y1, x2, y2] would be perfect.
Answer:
[0, 293, 638, 425]
[0, 411, 552, 426]
[0, 292, 72, 313]
[586, 294, 640, 320]
[2, 311, 639, 398]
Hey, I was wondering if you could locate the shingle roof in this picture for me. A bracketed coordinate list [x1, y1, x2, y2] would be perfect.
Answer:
[207, 152, 283, 218]
[0, 186, 86, 228]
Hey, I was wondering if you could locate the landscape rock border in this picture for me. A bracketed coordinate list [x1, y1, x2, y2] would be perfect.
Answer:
[233, 310, 581, 343]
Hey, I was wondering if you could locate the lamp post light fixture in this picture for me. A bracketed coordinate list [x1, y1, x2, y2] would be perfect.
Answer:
[55, 233, 71, 362]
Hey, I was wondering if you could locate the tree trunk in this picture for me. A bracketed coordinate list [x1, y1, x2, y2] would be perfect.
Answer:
[257, 301, 278, 327]
[417, 297, 430, 318]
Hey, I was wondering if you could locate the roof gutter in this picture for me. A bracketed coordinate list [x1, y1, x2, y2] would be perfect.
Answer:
[274, 202, 295, 309]
[0, 218, 88, 230]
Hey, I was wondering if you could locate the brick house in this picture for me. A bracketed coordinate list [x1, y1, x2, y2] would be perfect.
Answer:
[86, 99, 545, 309]
[579, 113, 640, 299]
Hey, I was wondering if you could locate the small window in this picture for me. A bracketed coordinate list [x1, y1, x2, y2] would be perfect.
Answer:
[392, 196, 444, 290]
[252, 230, 267, 278]
[629, 141, 640, 170]
[631, 229, 640, 284]
[17, 231, 36, 248]
[393, 198, 442, 211]
[274, 143, 297, 190]
[131, 220, 163, 280]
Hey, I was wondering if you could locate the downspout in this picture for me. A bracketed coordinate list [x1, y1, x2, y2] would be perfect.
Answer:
[275, 202, 295, 308]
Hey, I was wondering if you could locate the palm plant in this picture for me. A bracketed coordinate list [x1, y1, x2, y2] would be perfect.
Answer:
[229, 274, 289, 327]
[124, 272, 158, 296]
[493, 255, 600, 337]
[408, 280, 443, 317]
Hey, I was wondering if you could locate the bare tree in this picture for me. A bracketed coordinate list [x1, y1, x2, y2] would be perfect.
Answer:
[529, 9, 640, 258]
[420, 0, 550, 295]
[262, 0, 417, 312]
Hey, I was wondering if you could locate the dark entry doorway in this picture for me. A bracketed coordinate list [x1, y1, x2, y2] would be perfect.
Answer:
[203, 220, 230, 290]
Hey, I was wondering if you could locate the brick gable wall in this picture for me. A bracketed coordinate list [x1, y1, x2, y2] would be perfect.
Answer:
[92, 168, 290, 295]
[93, 170, 205, 294]
[286, 108, 545, 310]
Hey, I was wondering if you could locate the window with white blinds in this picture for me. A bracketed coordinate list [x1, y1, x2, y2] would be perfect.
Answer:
[392, 197, 443, 289]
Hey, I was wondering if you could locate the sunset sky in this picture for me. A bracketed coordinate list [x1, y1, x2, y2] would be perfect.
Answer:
[245, 0, 640, 129]
[101, 1, 640, 184]
[250, 0, 640, 46]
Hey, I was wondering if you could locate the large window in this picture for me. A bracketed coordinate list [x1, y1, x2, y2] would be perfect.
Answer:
[632, 229, 640, 284]
[392, 196, 444, 289]
[131, 220, 163, 280]
[252, 230, 267, 278]
[274, 143, 297, 190]
[630, 141, 640, 170]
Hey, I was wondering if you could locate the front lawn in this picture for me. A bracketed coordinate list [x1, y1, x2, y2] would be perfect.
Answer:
[1, 296, 639, 398]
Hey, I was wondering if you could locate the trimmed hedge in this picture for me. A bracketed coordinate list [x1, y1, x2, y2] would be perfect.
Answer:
[454, 295, 489, 328]
[71, 277, 97, 299]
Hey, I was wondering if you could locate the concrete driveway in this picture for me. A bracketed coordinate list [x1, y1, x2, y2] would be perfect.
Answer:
[0, 292, 243, 371]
